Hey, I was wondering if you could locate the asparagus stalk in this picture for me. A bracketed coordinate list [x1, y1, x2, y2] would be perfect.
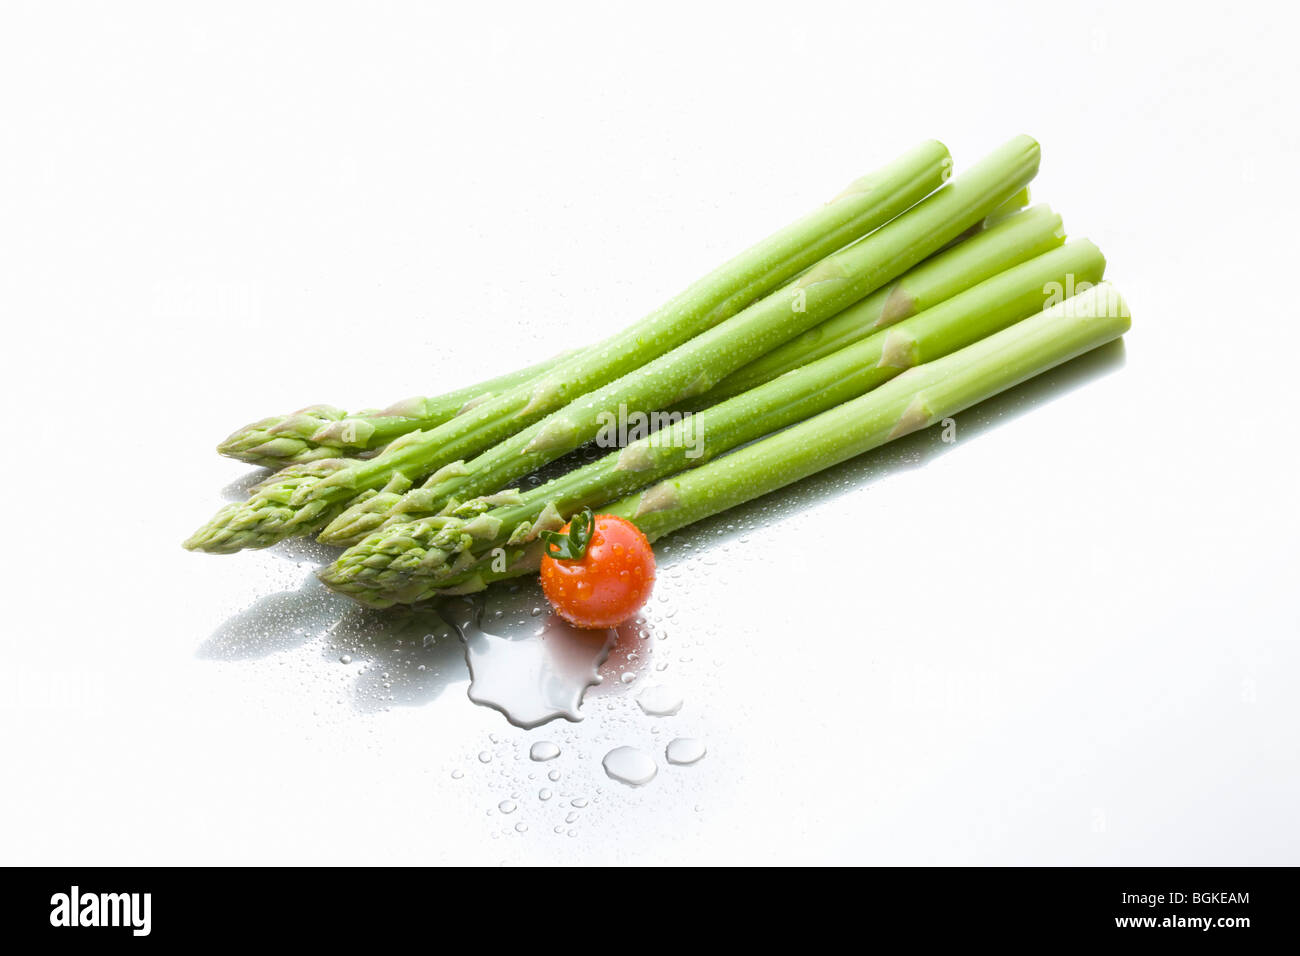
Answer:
[983, 187, 1031, 226]
[218, 196, 1035, 470]
[318, 240, 1105, 605]
[309, 136, 1041, 551]
[327, 236, 1102, 553]
[185, 141, 954, 554]
[393, 283, 1131, 599]
[695, 203, 1064, 405]
[612, 283, 1131, 541]
[216, 349, 580, 467]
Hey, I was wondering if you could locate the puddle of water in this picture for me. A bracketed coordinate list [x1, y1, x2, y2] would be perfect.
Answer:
[441, 595, 617, 729]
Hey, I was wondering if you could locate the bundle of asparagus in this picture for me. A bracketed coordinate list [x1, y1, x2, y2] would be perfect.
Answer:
[187, 135, 1130, 616]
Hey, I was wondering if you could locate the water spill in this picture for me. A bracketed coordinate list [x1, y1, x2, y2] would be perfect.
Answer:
[665, 737, 707, 765]
[602, 746, 658, 787]
[442, 595, 618, 729]
[637, 684, 684, 716]
[529, 741, 561, 762]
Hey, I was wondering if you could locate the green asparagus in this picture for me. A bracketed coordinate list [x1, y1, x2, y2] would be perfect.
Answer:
[216, 349, 579, 467]
[307, 136, 1040, 550]
[611, 283, 1131, 541]
[389, 283, 1131, 598]
[318, 239, 1105, 606]
[695, 203, 1065, 405]
[185, 140, 954, 553]
[983, 187, 1032, 226]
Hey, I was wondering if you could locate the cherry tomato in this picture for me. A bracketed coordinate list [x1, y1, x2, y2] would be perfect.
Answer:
[540, 512, 655, 629]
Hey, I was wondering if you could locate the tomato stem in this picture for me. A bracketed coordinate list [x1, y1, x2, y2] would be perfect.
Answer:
[540, 507, 594, 561]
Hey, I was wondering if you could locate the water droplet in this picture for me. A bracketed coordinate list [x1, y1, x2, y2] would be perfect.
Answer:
[529, 741, 561, 762]
[498, 800, 517, 814]
[602, 746, 658, 787]
[477, 751, 493, 764]
[548, 769, 561, 782]
[665, 737, 707, 765]
[451, 769, 464, 780]
[515, 822, 528, 833]
[539, 789, 552, 801]
[637, 684, 684, 716]
[570, 797, 588, 808]
[565, 811, 579, 824]
[338, 654, 352, 665]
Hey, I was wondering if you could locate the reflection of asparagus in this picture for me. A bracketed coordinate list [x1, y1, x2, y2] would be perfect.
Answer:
[307, 137, 1040, 554]
[319, 239, 1104, 606]
[697, 203, 1063, 404]
[378, 284, 1129, 599]
[185, 141, 954, 554]
[217, 350, 578, 467]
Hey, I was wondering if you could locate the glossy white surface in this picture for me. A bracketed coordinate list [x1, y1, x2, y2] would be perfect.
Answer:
[2, 1, 1296, 865]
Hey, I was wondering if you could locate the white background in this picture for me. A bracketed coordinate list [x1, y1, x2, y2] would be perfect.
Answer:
[1, 0, 1296, 865]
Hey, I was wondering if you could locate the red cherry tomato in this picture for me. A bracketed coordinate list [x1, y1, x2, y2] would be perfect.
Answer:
[540, 512, 656, 629]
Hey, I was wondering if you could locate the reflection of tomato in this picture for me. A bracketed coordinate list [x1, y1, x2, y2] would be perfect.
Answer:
[540, 513, 656, 629]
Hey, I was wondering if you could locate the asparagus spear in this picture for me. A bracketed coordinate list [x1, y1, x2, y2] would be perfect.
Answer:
[321, 203, 1063, 544]
[307, 136, 1040, 551]
[983, 187, 1031, 226]
[216, 194, 1034, 470]
[386, 283, 1131, 599]
[611, 283, 1131, 541]
[695, 203, 1064, 405]
[185, 141, 954, 554]
[318, 240, 1105, 605]
[216, 349, 580, 467]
